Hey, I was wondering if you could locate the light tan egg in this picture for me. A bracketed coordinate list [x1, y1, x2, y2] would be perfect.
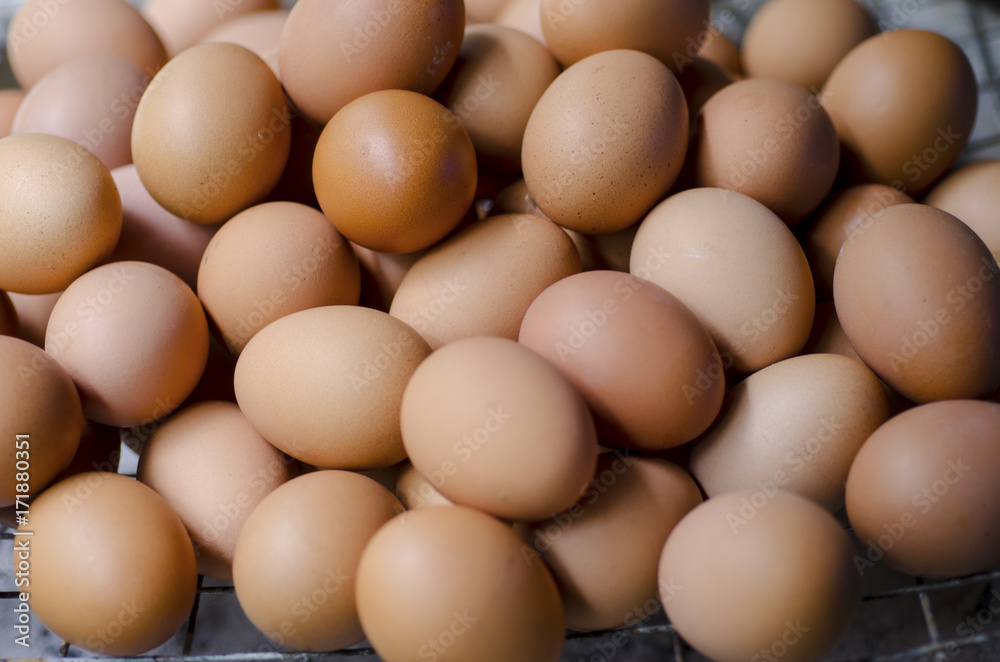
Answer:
[925, 160, 1000, 260]
[143, 0, 279, 58]
[495, 0, 546, 44]
[199, 10, 288, 58]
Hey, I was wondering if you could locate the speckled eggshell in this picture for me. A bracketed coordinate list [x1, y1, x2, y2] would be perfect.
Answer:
[44, 261, 210, 427]
[846, 400, 1000, 579]
[389, 213, 582, 349]
[925, 160, 1000, 260]
[0, 133, 122, 295]
[1, 335, 84, 507]
[6, 0, 166, 90]
[519, 271, 724, 450]
[833, 204, 1000, 402]
[137, 401, 298, 580]
[19, 472, 197, 656]
[741, 0, 877, 91]
[0, 89, 25, 137]
[436, 24, 560, 174]
[278, 0, 465, 124]
[539, 0, 710, 71]
[526, 454, 702, 632]
[356, 506, 565, 662]
[131, 43, 291, 225]
[199, 10, 289, 58]
[803, 184, 914, 300]
[400, 336, 598, 521]
[312, 90, 476, 254]
[233, 470, 402, 652]
[821, 29, 977, 196]
[234, 306, 431, 469]
[522, 49, 688, 235]
[197, 201, 360, 354]
[691, 353, 889, 512]
[691, 77, 840, 224]
[630, 188, 816, 373]
[143, 0, 279, 58]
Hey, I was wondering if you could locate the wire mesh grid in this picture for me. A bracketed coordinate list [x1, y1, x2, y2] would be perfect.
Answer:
[2, 0, 1000, 660]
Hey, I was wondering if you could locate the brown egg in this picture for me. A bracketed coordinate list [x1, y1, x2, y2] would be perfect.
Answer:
[353, 243, 424, 312]
[197, 201, 361, 354]
[925, 160, 1000, 260]
[278, 0, 465, 124]
[630, 188, 816, 373]
[675, 56, 733, 118]
[234, 305, 431, 469]
[833, 204, 1000, 402]
[803, 184, 914, 300]
[396, 460, 454, 510]
[467, 0, 508, 23]
[137, 401, 298, 580]
[9, 292, 61, 347]
[847, 400, 1000, 579]
[539, 0, 710, 71]
[821, 30, 977, 196]
[263, 109, 322, 208]
[108, 164, 218, 291]
[741, 0, 877, 92]
[659, 490, 861, 662]
[1, 335, 84, 507]
[6, 0, 166, 89]
[20, 472, 197, 656]
[0, 133, 122, 294]
[143, 0, 279, 58]
[356, 506, 565, 662]
[131, 43, 291, 225]
[801, 301, 861, 361]
[691, 353, 889, 512]
[389, 214, 581, 349]
[519, 271, 724, 450]
[526, 454, 702, 632]
[691, 77, 840, 224]
[697, 28, 741, 77]
[523, 49, 688, 234]
[199, 10, 288, 57]
[495, 0, 545, 45]
[313, 90, 476, 254]
[436, 24, 559, 174]
[233, 470, 401, 652]
[11, 55, 148, 170]
[45, 261, 210, 427]
[0, 89, 25, 137]
[401, 336, 598, 521]
[0, 291, 16, 337]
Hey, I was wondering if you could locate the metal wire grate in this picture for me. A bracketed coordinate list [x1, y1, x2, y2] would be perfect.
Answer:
[2, 0, 1000, 659]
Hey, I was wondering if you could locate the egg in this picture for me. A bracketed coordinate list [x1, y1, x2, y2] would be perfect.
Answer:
[526, 454, 702, 632]
[924, 160, 1000, 260]
[137, 401, 298, 580]
[495, 0, 545, 45]
[1, 335, 84, 507]
[833, 204, 1000, 402]
[691, 77, 840, 224]
[630, 188, 816, 373]
[522, 49, 688, 234]
[356, 506, 565, 662]
[801, 301, 861, 361]
[741, 0, 877, 92]
[278, 0, 465, 125]
[466, 0, 508, 23]
[143, 0, 280, 58]
[19, 472, 197, 656]
[802, 184, 914, 300]
[674, 56, 734, 118]
[389, 213, 581, 349]
[395, 460, 454, 510]
[519, 270, 725, 450]
[821, 29, 977, 196]
[197, 201, 361, 354]
[11, 54, 149, 170]
[435, 24, 560, 174]
[233, 470, 402, 652]
[45, 261, 210, 427]
[199, 9, 289, 58]
[400, 336, 598, 521]
[0, 133, 122, 295]
[696, 28, 741, 77]
[0, 89, 25, 137]
[847, 400, 1000, 579]
[312, 90, 477, 254]
[6, 0, 166, 89]
[659, 489, 861, 662]
[234, 305, 431, 469]
[352, 243, 424, 312]
[539, 0, 710, 71]
[691, 353, 889, 512]
[9, 292, 62, 347]
[131, 42, 291, 225]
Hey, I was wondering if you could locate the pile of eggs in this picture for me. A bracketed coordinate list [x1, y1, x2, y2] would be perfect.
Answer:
[2, 0, 1000, 660]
